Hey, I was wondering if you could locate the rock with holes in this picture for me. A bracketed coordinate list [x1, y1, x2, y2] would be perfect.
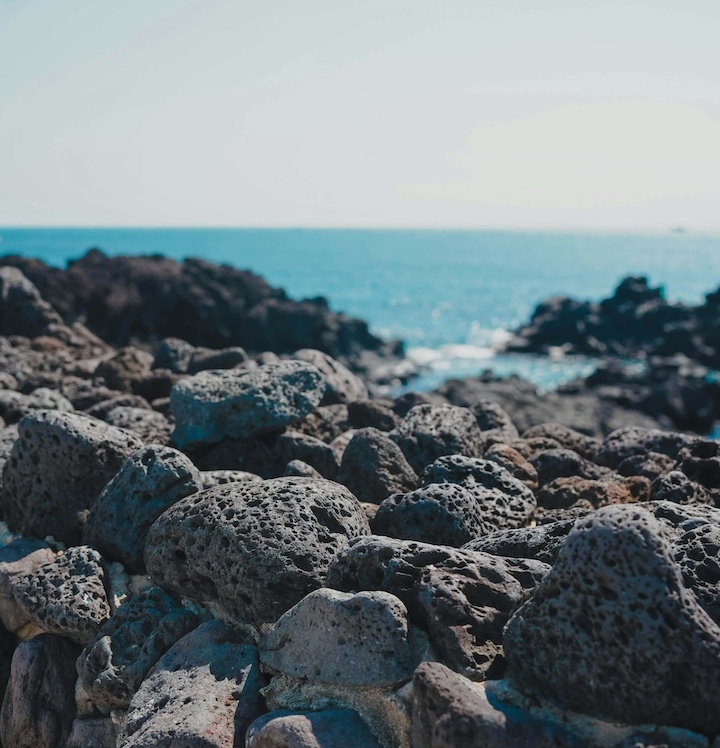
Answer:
[522, 423, 601, 460]
[530, 448, 608, 486]
[0, 265, 64, 337]
[391, 404, 483, 473]
[292, 404, 351, 443]
[676, 439, 720, 494]
[372, 484, 495, 547]
[260, 588, 422, 687]
[94, 346, 153, 392]
[123, 621, 263, 748]
[0, 388, 73, 424]
[145, 477, 370, 627]
[538, 475, 651, 511]
[104, 406, 173, 445]
[650, 471, 715, 505]
[484, 442, 538, 492]
[12, 545, 110, 644]
[421, 455, 536, 531]
[77, 586, 200, 712]
[617, 451, 675, 480]
[0, 634, 80, 748]
[65, 717, 120, 748]
[338, 428, 418, 504]
[0, 410, 142, 544]
[83, 444, 202, 572]
[153, 337, 196, 373]
[0, 537, 55, 634]
[595, 427, 696, 469]
[246, 709, 382, 748]
[274, 431, 339, 479]
[473, 400, 519, 447]
[293, 349, 369, 404]
[187, 345, 249, 374]
[200, 469, 261, 488]
[170, 360, 326, 447]
[503, 505, 720, 733]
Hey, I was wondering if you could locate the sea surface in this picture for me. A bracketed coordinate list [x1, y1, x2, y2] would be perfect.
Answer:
[2, 228, 720, 393]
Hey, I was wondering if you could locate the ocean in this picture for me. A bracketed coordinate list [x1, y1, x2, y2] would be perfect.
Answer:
[2, 228, 720, 392]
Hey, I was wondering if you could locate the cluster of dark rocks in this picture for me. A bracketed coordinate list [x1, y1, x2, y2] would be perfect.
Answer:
[0, 261, 719, 747]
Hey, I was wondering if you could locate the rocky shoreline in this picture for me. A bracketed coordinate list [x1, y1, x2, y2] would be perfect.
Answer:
[0, 258, 719, 747]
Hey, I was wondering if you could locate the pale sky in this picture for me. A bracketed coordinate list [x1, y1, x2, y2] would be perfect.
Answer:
[1, 0, 719, 228]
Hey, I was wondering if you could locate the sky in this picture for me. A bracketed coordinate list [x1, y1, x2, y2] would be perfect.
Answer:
[1, 0, 719, 229]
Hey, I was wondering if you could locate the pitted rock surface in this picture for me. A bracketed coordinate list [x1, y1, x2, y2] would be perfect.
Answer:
[123, 621, 263, 748]
[0, 410, 142, 544]
[503, 505, 720, 733]
[472, 400, 519, 447]
[0, 387, 73, 424]
[596, 427, 696, 469]
[617, 451, 676, 480]
[247, 709, 382, 748]
[170, 360, 325, 447]
[293, 349, 369, 404]
[13, 545, 110, 644]
[153, 337, 196, 373]
[676, 439, 720, 493]
[421, 455, 536, 531]
[94, 346, 153, 392]
[275, 430, 339, 479]
[84, 393, 153, 420]
[391, 403, 483, 473]
[484, 442, 538, 492]
[104, 406, 172, 445]
[285, 459, 322, 478]
[463, 519, 577, 565]
[372, 484, 495, 547]
[145, 477, 370, 626]
[530, 448, 608, 486]
[77, 587, 200, 711]
[260, 588, 420, 686]
[0, 634, 80, 748]
[200, 469, 261, 488]
[650, 470, 715, 505]
[522, 423, 601, 460]
[84, 444, 203, 572]
[338, 428, 418, 504]
[539, 475, 651, 510]
[292, 404, 350, 443]
[0, 537, 55, 633]
[65, 717, 119, 748]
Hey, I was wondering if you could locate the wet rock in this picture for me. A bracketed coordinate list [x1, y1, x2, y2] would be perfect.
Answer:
[338, 428, 418, 504]
[123, 621, 263, 748]
[294, 349, 369, 404]
[0, 537, 55, 634]
[503, 505, 720, 733]
[170, 361, 325, 447]
[246, 709, 382, 748]
[372, 484, 495, 547]
[530, 448, 608, 486]
[484, 443, 538, 492]
[94, 346, 153, 392]
[650, 471, 715, 506]
[200, 469, 261, 488]
[12, 545, 110, 644]
[77, 587, 200, 712]
[0, 410, 142, 544]
[538, 475, 651, 510]
[145, 477, 370, 626]
[523, 423, 601, 460]
[0, 634, 80, 748]
[104, 405, 173, 445]
[391, 404, 483, 473]
[596, 427, 696, 469]
[347, 399, 399, 432]
[617, 451, 676, 480]
[275, 431, 339, 480]
[260, 588, 421, 687]
[421, 455, 537, 531]
[84, 444, 203, 573]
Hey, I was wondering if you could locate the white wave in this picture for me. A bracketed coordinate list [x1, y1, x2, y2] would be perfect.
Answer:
[408, 343, 495, 368]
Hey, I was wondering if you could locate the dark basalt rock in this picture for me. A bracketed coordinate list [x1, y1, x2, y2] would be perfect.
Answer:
[530, 448, 608, 487]
[472, 400, 519, 447]
[391, 403, 484, 474]
[596, 427, 697, 469]
[538, 475, 651, 511]
[200, 469, 261, 488]
[284, 459, 322, 477]
[337, 427, 418, 504]
[617, 451, 676, 480]
[347, 398, 399, 432]
[523, 422, 601, 460]
[291, 404, 350, 443]
[103, 405, 172, 445]
[83, 444, 203, 572]
[145, 477, 370, 627]
[186, 345, 249, 374]
[274, 430, 339, 480]
[293, 348, 369, 404]
[0, 387, 73, 424]
[650, 470, 715, 506]
[189, 436, 279, 478]
[503, 505, 720, 733]
[94, 346, 153, 392]
[0, 410, 142, 544]
[675, 438, 720, 493]
[483, 443, 538, 492]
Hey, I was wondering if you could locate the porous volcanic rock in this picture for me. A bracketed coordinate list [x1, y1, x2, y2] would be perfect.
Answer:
[484, 442, 538, 492]
[0, 410, 142, 544]
[94, 346, 153, 393]
[145, 477, 370, 626]
[503, 505, 720, 733]
[595, 427, 696, 469]
[103, 406, 172, 445]
[170, 360, 325, 447]
[530, 448, 608, 487]
[522, 423, 601, 460]
[293, 348, 369, 404]
[274, 431, 339, 480]
[538, 475, 651, 511]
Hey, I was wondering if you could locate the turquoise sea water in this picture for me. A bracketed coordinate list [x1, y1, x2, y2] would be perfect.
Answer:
[2, 228, 720, 392]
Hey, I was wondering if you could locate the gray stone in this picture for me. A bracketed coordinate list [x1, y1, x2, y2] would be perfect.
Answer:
[531, 447, 608, 486]
[338, 428, 418, 504]
[0, 387, 73, 424]
[484, 442, 538, 492]
[538, 475, 651, 511]
[83, 444, 202, 572]
[94, 346, 153, 393]
[522, 422, 601, 460]
[285, 459, 322, 478]
[123, 621, 263, 748]
[84, 393, 153, 420]
[275, 431, 339, 479]
[104, 405, 172, 445]
[391, 403, 484, 473]
[187, 345, 249, 374]
[421, 455, 537, 531]
[145, 477, 370, 626]
[291, 404, 350, 443]
[261, 588, 421, 687]
[246, 709, 382, 748]
[504, 505, 720, 733]
[596, 427, 696, 469]
[153, 337, 196, 373]
[0, 634, 80, 748]
[294, 349, 369, 404]
[347, 399, 399, 432]
[675, 438, 720, 494]
[473, 400, 519, 447]
[200, 469, 261, 488]
[650, 470, 715, 505]
[65, 717, 120, 748]
[13, 545, 110, 644]
[77, 587, 200, 712]
[0, 410, 142, 544]
[0, 266, 64, 338]
[170, 360, 326, 447]
[617, 451, 676, 481]
[0, 537, 55, 633]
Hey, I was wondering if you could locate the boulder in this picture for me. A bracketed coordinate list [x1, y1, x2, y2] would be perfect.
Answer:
[294, 349, 369, 404]
[104, 406, 173, 445]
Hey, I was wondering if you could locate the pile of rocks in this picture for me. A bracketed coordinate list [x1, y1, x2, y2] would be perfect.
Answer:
[0, 264, 719, 747]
